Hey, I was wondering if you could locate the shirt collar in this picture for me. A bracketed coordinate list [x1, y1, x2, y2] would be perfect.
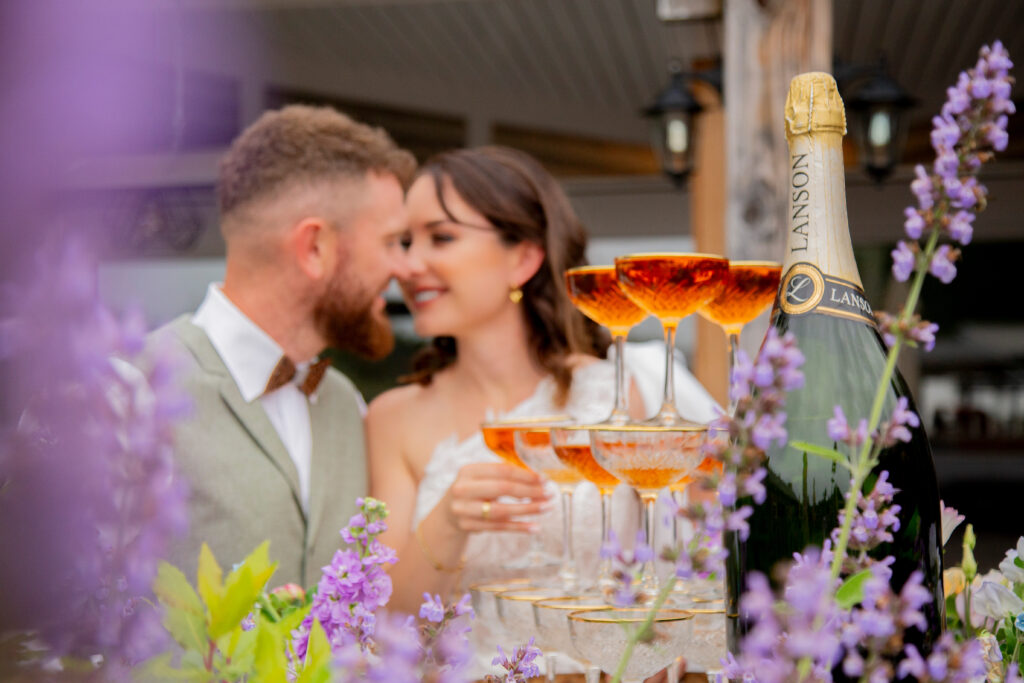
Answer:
[192, 284, 294, 402]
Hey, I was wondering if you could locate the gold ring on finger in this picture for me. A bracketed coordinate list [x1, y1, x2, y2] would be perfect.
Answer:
[481, 501, 492, 520]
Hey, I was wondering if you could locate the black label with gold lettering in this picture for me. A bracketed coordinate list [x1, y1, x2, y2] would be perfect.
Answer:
[776, 263, 876, 326]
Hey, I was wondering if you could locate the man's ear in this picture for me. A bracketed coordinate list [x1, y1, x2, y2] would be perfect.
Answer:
[509, 240, 546, 289]
[288, 217, 336, 281]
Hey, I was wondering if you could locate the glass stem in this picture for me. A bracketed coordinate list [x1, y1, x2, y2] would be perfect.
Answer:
[608, 333, 631, 424]
[584, 666, 602, 683]
[546, 652, 557, 683]
[671, 489, 688, 594]
[597, 491, 615, 595]
[657, 322, 679, 424]
[726, 332, 740, 415]
[640, 495, 659, 600]
[559, 488, 578, 592]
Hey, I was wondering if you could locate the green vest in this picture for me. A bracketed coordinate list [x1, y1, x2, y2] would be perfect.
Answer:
[148, 315, 367, 588]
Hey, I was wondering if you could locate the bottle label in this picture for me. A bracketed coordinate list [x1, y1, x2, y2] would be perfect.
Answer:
[777, 262, 876, 326]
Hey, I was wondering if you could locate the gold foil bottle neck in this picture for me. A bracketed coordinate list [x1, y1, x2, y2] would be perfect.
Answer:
[785, 71, 847, 139]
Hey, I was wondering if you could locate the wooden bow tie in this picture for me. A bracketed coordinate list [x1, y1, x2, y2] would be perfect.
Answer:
[264, 356, 331, 397]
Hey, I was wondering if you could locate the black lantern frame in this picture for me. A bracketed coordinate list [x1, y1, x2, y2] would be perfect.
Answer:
[644, 66, 704, 187]
[843, 64, 917, 183]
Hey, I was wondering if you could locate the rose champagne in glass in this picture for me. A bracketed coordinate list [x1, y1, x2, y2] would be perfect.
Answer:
[565, 266, 649, 424]
[697, 261, 782, 411]
[550, 425, 620, 596]
[615, 253, 728, 426]
[589, 424, 707, 600]
[514, 426, 584, 592]
[481, 416, 569, 570]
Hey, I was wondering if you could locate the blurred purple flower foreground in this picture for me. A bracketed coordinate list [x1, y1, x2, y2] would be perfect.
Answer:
[0, 243, 189, 674]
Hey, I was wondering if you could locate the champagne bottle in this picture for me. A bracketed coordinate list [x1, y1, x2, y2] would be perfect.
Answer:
[725, 73, 943, 653]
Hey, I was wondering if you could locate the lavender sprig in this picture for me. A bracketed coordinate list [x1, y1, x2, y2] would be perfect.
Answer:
[831, 40, 1014, 585]
[486, 638, 542, 683]
[0, 242, 189, 674]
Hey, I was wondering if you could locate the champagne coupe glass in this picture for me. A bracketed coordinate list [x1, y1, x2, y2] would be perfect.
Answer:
[533, 595, 610, 683]
[666, 457, 723, 603]
[496, 586, 572, 681]
[697, 261, 782, 412]
[568, 608, 695, 683]
[615, 253, 729, 426]
[514, 425, 584, 592]
[469, 579, 533, 654]
[481, 416, 569, 571]
[565, 266, 649, 425]
[681, 606, 728, 681]
[589, 424, 707, 601]
[549, 425, 620, 597]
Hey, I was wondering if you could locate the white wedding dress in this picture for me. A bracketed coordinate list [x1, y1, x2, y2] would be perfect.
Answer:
[409, 349, 719, 678]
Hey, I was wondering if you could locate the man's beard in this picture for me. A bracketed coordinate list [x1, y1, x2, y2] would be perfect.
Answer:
[313, 271, 395, 360]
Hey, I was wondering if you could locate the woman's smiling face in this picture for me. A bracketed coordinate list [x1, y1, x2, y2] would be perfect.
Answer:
[400, 173, 534, 339]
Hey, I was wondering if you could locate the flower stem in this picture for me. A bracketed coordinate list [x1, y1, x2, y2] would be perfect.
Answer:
[829, 227, 941, 581]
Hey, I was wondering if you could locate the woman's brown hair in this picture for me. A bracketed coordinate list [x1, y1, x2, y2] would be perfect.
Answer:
[403, 146, 609, 405]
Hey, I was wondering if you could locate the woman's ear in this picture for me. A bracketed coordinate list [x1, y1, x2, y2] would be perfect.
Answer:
[509, 240, 546, 289]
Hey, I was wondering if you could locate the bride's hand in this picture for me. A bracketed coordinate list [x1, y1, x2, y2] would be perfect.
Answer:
[445, 462, 552, 532]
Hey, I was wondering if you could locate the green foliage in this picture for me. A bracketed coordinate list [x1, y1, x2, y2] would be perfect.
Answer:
[140, 541, 319, 682]
[836, 568, 873, 610]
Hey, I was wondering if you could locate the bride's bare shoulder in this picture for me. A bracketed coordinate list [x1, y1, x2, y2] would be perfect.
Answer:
[366, 382, 432, 424]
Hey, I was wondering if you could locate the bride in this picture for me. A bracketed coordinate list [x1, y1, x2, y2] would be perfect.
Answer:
[365, 146, 642, 626]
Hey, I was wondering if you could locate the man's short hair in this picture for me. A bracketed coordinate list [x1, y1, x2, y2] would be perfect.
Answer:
[217, 104, 416, 222]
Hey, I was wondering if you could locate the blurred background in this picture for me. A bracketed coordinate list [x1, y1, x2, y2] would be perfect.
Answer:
[1, 0, 1021, 569]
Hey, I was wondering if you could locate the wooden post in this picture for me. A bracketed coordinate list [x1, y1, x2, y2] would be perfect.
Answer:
[723, 0, 832, 355]
[690, 81, 729, 407]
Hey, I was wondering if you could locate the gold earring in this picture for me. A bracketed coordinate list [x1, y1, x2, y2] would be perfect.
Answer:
[509, 285, 523, 304]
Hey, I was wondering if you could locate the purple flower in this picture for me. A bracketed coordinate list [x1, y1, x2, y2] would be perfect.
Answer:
[946, 209, 974, 245]
[929, 244, 959, 283]
[420, 593, 446, 623]
[828, 405, 851, 442]
[490, 638, 542, 682]
[0, 242, 190, 668]
[911, 164, 935, 209]
[903, 207, 926, 239]
[892, 241, 916, 282]
[294, 499, 398, 659]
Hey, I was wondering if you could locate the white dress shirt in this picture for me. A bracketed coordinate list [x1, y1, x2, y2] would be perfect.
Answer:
[192, 284, 318, 512]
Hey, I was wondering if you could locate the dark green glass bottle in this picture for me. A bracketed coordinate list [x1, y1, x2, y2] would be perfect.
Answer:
[724, 73, 944, 656]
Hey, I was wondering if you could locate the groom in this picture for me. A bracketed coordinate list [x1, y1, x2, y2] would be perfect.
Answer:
[150, 105, 415, 586]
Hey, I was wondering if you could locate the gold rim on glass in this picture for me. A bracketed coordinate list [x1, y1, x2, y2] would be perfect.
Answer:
[586, 423, 708, 433]
[534, 596, 611, 612]
[566, 265, 617, 275]
[614, 252, 728, 261]
[496, 588, 565, 603]
[568, 608, 694, 624]
[468, 579, 532, 594]
[728, 260, 783, 268]
[481, 415, 572, 429]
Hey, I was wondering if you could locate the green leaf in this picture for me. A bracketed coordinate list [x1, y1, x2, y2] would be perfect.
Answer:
[196, 543, 224, 615]
[296, 619, 331, 683]
[134, 652, 208, 682]
[209, 564, 256, 640]
[836, 569, 873, 609]
[790, 441, 852, 471]
[252, 622, 290, 683]
[154, 562, 205, 615]
[162, 604, 209, 653]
